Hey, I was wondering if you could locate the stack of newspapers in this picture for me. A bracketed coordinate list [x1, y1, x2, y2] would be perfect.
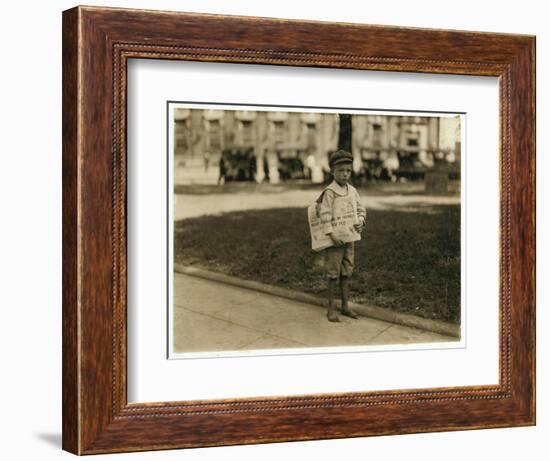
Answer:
[308, 195, 361, 252]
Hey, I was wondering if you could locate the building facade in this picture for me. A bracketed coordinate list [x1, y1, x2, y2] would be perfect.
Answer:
[173, 108, 461, 184]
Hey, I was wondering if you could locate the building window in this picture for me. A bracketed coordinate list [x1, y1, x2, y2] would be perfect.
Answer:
[175, 120, 190, 153]
[207, 119, 221, 151]
[241, 120, 254, 147]
[372, 123, 383, 147]
[306, 123, 317, 149]
[273, 121, 285, 146]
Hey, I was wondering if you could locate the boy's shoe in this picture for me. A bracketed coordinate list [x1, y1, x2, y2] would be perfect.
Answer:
[341, 307, 358, 319]
[327, 308, 340, 322]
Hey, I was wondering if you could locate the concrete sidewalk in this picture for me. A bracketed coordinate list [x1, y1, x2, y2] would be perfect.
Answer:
[173, 273, 456, 354]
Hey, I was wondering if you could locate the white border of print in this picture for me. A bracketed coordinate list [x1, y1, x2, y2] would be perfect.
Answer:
[167, 102, 466, 360]
[127, 59, 499, 403]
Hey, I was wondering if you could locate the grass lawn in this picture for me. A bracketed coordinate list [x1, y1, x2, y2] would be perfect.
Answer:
[174, 205, 461, 323]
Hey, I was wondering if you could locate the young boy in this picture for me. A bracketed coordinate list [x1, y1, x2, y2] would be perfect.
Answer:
[317, 150, 366, 322]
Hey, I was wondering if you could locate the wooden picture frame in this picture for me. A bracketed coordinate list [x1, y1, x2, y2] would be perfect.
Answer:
[62, 5, 535, 455]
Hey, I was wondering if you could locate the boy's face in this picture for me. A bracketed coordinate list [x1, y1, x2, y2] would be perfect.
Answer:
[332, 162, 352, 185]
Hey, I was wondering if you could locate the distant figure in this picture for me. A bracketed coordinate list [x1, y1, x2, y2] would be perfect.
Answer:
[263, 154, 270, 183]
[218, 155, 227, 185]
[248, 149, 257, 182]
[204, 151, 210, 172]
[383, 154, 399, 182]
[236, 150, 247, 181]
[276, 150, 287, 181]
[305, 152, 316, 180]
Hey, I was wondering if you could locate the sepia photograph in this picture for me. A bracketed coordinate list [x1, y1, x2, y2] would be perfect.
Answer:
[53, 3, 537, 456]
[168, 103, 463, 357]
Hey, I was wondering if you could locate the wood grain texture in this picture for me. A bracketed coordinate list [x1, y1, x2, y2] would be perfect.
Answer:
[61, 7, 79, 454]
[62, 5, 536, 455]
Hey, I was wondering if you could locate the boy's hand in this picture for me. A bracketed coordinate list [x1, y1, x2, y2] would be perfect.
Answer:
[329, 234, 344, 247]
[354, 218, 365, 234]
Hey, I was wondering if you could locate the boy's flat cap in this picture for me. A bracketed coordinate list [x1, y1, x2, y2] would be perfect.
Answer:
[329, 149, 354, 167]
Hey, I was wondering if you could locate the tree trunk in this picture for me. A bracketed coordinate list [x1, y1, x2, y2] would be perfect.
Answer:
[338, 114, 352, 152]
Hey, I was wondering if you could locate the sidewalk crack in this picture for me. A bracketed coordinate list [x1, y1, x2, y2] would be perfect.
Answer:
[366, 324, 394, 342]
